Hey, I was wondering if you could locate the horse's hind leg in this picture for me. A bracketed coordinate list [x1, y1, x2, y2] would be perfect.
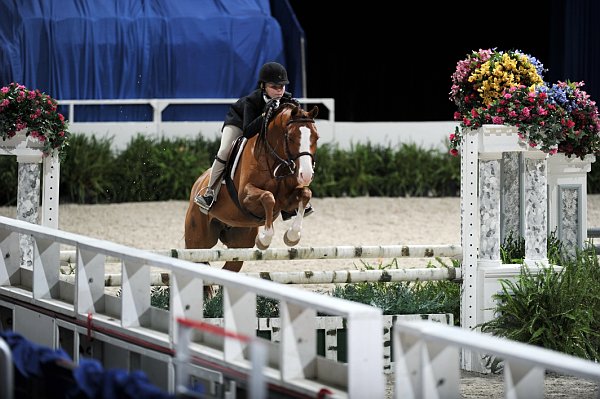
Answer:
[220, 227, 258, 272]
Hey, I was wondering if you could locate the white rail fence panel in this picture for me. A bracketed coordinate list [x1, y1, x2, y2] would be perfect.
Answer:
[57, 98, 336, 151]
[393, 320, 600, 399]
[0, 216, 384, 398]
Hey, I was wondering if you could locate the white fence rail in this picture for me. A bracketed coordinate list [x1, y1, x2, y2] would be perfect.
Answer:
[393, 320, 600, 399]
[0, 215, 384, 398]
[57, 98, 336, 151]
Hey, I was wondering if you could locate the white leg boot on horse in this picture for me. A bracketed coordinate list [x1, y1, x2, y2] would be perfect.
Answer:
[284, 202, 306, 246]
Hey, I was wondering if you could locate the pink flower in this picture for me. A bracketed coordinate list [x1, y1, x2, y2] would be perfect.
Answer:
[491, 116, 504, 124]
[449, 148, 459, 156]
[1, 87, 8, 94]
[529, 141, 537, 148]
[449, 133, 455, 141]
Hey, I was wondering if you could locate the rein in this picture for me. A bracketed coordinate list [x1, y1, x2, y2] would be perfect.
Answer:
[263, 114, 316, 180]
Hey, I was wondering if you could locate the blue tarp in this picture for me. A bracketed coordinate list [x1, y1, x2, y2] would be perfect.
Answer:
[0, 0, 295, 122]
[1, 330, 176, 398]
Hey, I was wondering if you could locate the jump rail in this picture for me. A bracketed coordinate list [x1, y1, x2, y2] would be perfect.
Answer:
[58, 245, 463, 286]
[60, 267, 462, 287]
[0, 216, 384, 398]
[60, 244, 462, 263]
[393, 320, 600, 399]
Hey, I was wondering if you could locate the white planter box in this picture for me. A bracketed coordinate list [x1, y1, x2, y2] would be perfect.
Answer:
[470, 124, 547, 155]
[0, 130, 44, 161]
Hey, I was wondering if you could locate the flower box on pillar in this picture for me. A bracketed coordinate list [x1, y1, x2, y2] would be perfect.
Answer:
[0, 130, 61, 268]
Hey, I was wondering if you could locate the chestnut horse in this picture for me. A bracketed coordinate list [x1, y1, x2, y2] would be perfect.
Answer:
[184, 103, 319, 272]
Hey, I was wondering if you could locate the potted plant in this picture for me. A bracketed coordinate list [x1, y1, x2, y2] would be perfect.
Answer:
[0, 82, 70, 159]
[448, 48, 600, 160]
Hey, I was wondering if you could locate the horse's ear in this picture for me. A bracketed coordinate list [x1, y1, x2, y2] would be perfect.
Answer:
[309, 105, 319, 119]
[291, 105, 301, 118]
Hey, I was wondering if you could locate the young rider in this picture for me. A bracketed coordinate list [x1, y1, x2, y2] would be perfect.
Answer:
[194, 61, 314, 220]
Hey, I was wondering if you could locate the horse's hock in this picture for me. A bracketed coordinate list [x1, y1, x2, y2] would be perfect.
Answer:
[460, 124, 596, 372]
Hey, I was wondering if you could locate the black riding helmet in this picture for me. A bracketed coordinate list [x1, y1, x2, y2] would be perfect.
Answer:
[258, 62, 289, 86]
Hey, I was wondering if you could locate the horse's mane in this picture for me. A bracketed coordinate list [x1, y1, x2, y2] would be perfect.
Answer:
[256, 102, 299, 154]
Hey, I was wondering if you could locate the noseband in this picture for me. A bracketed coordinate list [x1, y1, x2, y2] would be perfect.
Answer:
[265, 115, 316, 180]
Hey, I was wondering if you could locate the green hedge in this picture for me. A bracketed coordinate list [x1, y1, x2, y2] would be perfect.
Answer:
[1, 132, 600, 205]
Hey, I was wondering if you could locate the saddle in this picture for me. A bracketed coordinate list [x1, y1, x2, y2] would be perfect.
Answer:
[222, 136, 266, 221]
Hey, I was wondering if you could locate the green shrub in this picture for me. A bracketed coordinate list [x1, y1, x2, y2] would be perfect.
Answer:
[330, 259, 460, 324]
[479, 244, 600, 362]
[311, 142, 461, 197]
[59, 134, 116, 203]
[0, 157, 18, 205]
[500, 230, 566, 265]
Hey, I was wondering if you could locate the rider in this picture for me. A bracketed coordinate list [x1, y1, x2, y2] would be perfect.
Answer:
[194, 61, 314, 220]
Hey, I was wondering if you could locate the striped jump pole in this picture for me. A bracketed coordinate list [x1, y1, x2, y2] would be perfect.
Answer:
[60, 244, 462, 264]
[59, 266, 462, 287]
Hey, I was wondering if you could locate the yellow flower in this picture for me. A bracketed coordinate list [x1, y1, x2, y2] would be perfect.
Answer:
[467, 51, 543, 106]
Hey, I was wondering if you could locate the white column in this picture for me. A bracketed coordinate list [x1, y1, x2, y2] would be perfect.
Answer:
[501, 152, 521, 241]
[460, 128, 479, 371]
[16, 155, 41, 268]
[522, 152, 549, 267]
[547, 154, 595, 258]
[479, 153, 502, 264]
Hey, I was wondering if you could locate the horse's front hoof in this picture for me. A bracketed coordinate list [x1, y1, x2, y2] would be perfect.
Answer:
[283, 231, 301, 247]
[256, 238, 270, 250]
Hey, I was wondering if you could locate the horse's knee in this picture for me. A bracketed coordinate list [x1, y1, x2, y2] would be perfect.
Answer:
[259, 192, 276, 208]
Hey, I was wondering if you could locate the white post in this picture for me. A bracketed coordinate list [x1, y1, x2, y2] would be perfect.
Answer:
[460, 128, 479, 371]
[522, 152, 549, 267]
[547, 154, 596, 257]
[16, 156, 41, 268]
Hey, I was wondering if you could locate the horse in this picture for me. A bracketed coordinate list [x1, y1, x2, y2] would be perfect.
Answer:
[184, 102, 319, 273]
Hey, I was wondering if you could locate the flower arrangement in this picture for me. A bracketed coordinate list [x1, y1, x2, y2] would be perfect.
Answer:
[450, 48, 545, 116]
[448, 49, 600, 159]
[0, 82, 70, 158]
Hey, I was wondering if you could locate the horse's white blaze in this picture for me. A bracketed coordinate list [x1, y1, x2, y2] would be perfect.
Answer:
[297, 126, 314, 186]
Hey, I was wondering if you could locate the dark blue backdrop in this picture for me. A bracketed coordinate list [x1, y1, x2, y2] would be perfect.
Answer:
[0, 0, 305, 122]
